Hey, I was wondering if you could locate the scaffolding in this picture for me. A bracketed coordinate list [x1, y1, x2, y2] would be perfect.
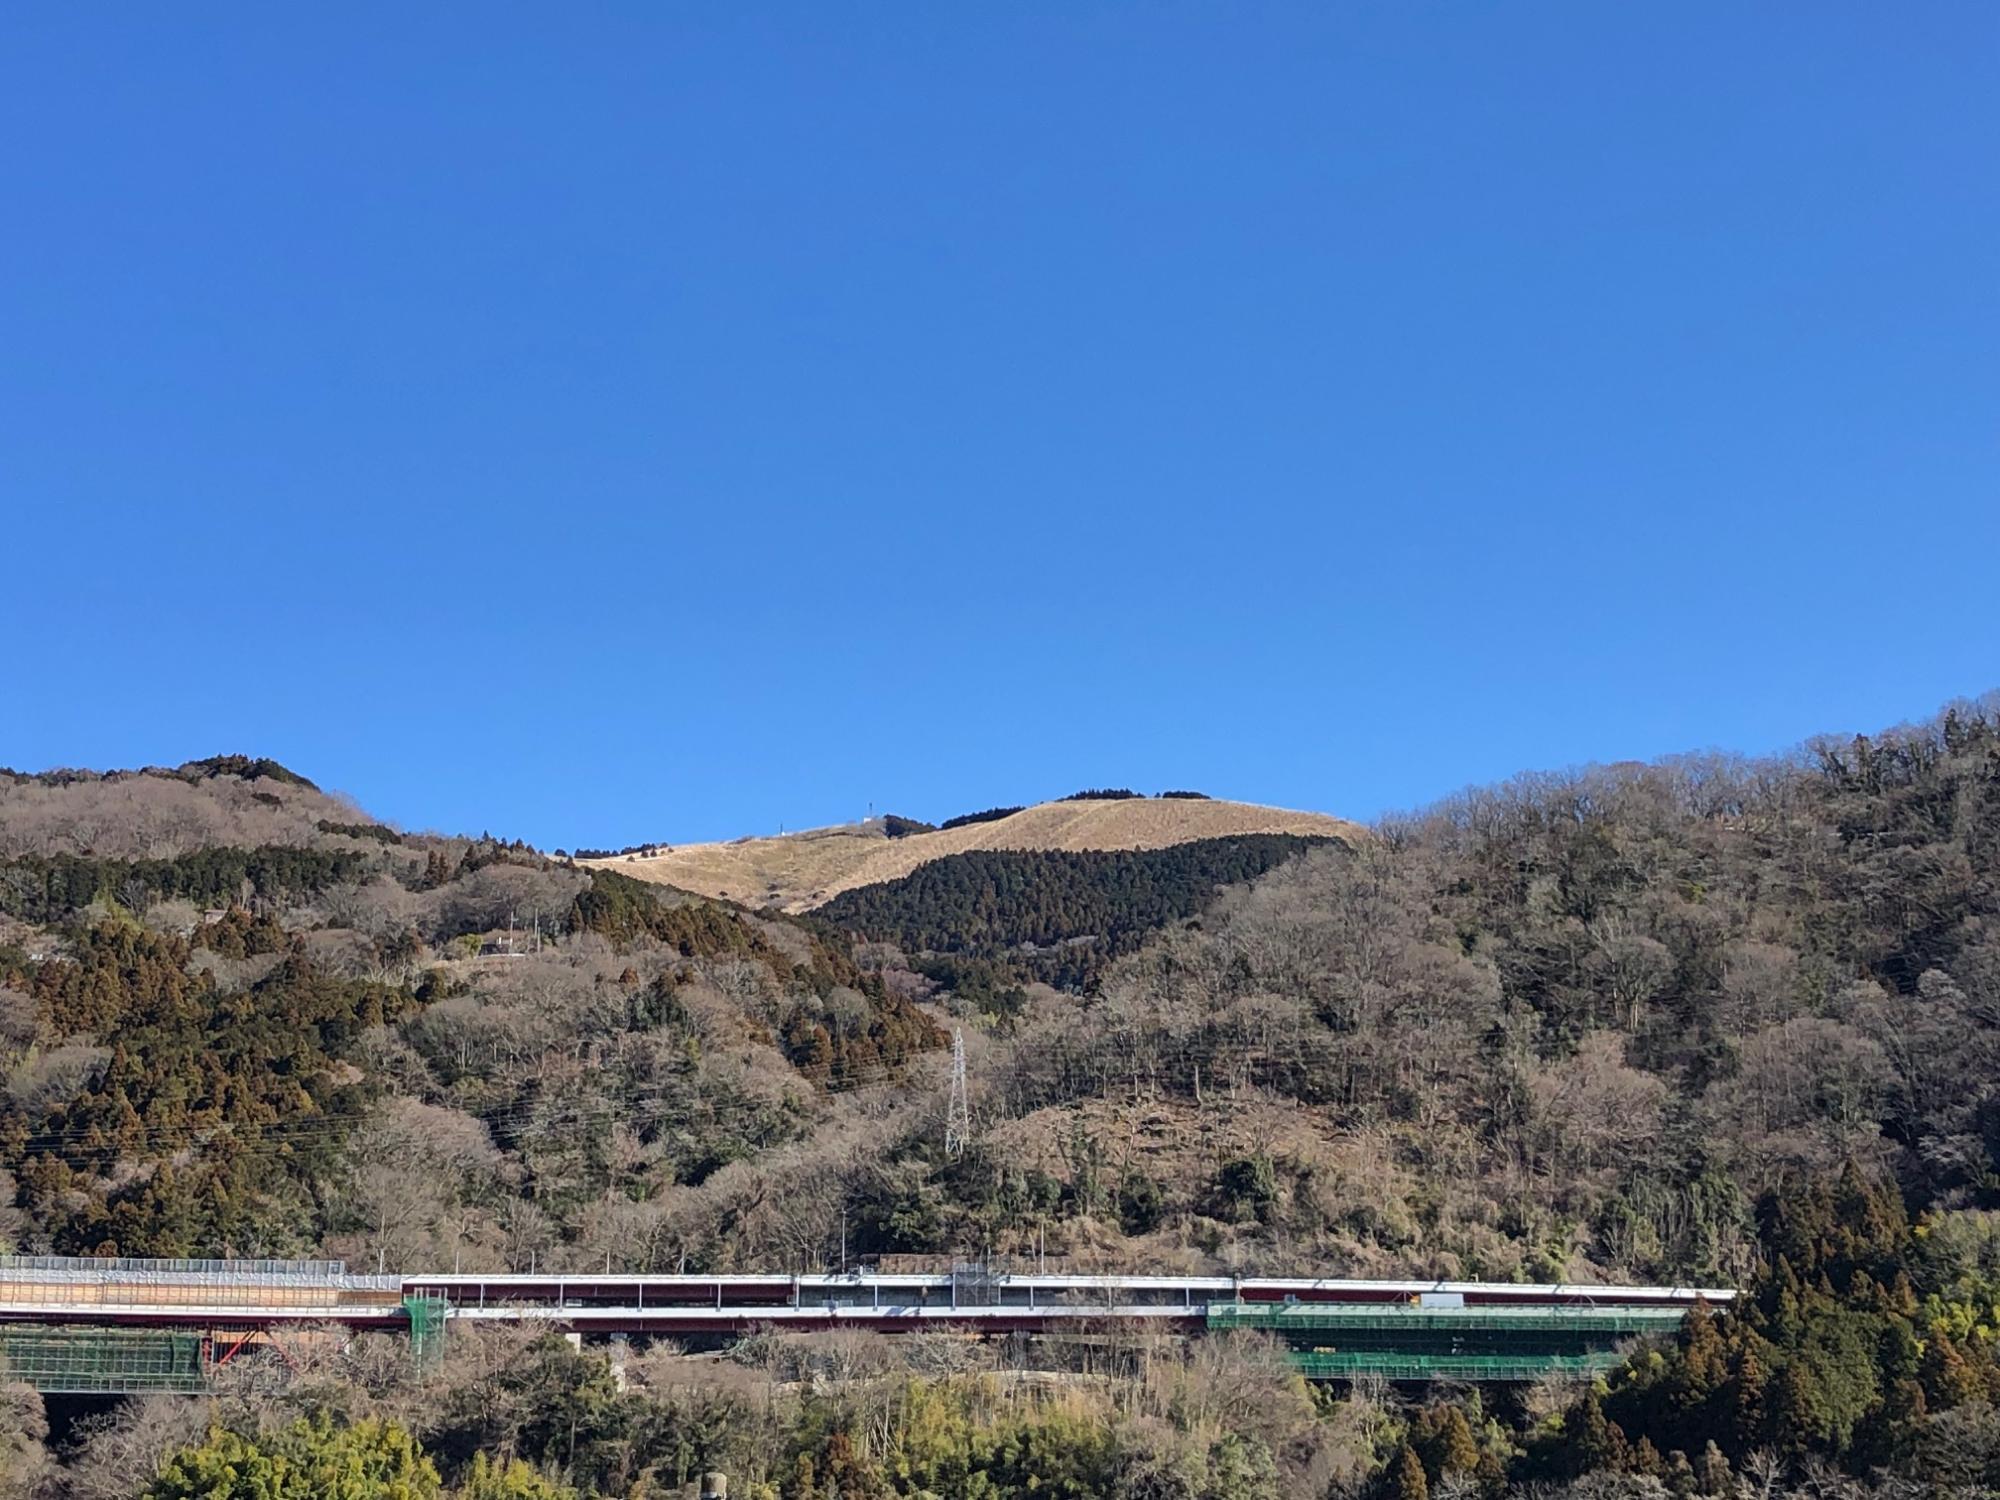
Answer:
[0, 1311, 449, 1395]
[1287, 1351, 1626, 1381]
[0, 1326, 208, 1395]
[1206, 1301, 1688, 1383]
[404, 1294, 448, 1370]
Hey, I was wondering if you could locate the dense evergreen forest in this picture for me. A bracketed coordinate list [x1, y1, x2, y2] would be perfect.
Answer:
[813, 834, 1341, 989]
[4, 703, 2000, 1496]
[935, 805, 1025, 833]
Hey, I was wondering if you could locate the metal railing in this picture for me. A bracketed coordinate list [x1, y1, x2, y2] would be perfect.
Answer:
[0, 1254, 342, 1278]
[0, 1254, 399, 1294]
[1206, 1302, 1689, 1335]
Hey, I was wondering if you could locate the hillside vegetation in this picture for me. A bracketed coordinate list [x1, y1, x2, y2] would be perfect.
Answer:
[579, 795, 1360, 911]
[0, 765, 942, 1266]
[0, 757, 386, 860]
[6, 704, 2000, 1496]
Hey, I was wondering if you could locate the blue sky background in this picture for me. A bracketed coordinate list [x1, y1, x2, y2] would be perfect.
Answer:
[3, 6, 1995, 848]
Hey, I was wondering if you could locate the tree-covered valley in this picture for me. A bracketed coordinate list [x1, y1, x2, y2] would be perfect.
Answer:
[4, 698, 2000, 1497]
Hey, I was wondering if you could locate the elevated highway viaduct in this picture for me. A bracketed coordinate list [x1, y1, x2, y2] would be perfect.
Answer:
[0, 1256, 1736, 1394]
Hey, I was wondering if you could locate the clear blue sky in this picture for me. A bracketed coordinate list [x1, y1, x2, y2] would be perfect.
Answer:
[4, 7, 1995, 848]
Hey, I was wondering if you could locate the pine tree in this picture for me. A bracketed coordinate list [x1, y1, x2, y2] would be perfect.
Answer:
[1695, 1440, 1732, 1496]
[1410, 1404, 1480, 1483]
[1770, 1258, 1806, 1343]
[1771, 1359, 1827, 1455]
[1922, 1331, 1985, 1408]
[1888, 1270, 1919, 1318]
[1631, 1436, 1664, 1477]
[1729, 1341, 1771, 1450]
[1678, 1298, 1727, 1403]
[1385, 1444, 1429, 1500]
[1570, 1394, 1629, 1477]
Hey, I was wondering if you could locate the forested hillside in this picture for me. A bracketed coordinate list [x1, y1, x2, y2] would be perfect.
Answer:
[5, 703, 2000, 1497]
[0, 762, 941, 1267]
[987, 704, 2000, 1286]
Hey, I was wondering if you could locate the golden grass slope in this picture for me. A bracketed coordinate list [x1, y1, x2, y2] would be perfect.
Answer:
[580, 798, 1360, 913]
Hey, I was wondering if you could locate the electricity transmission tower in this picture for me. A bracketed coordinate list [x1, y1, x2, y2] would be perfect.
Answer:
[944, 1029, 970, 1162]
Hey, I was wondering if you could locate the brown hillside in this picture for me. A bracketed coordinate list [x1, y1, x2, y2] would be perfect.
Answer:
[579, 797, 1361, 912]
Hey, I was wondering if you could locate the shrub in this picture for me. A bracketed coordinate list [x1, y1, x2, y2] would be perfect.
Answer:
[146, 1416, 438, 1500]
[1117, 1171, 1167, 1235]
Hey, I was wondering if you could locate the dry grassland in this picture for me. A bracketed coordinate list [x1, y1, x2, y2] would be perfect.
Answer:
[579, 798, 1360, 912]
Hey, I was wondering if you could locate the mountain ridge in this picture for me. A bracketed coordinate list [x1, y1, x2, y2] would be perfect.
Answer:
[576, 794, 1362, 912]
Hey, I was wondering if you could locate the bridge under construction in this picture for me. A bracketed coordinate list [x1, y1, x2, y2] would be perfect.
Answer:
[0, 1255, 1732, 1395]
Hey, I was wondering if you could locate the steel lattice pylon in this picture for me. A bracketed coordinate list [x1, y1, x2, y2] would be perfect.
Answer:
[944, 1029, 971, 1162]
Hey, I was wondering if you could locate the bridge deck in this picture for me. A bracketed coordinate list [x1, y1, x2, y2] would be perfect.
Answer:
[0, 1257, 1729, 1393]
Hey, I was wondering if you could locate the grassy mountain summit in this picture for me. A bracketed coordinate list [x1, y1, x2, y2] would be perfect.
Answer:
[577, 794, 1361, 911]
